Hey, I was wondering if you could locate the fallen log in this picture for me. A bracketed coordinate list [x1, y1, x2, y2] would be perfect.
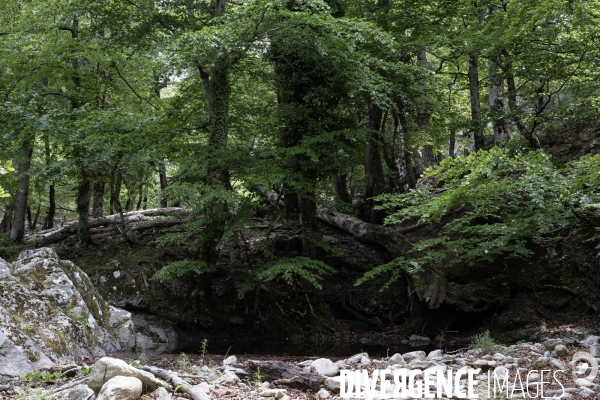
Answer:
[316, 207, 407, 257]
[142, 365, 210, 400]
[247, 360, 325, 392]
[33, 208, 186, 245]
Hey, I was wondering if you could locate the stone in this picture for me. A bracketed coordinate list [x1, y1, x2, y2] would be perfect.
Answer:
[68, 385, 96, 400]
[259, 389, 287, 398]
[360, 356, 371, 366]
[325, 376, 342, 392]
[550, 358, 566, 371]
[310, 358, 339, 377]
[554, 344, 568, 357]
[194, 382, 210, 393]
[580, 387, 595, 398]
[316, 388, 330, 398]
[223, 355, 237, 365]
[0, 249, 138, 382]
[402, 351, 426, 362]
[150, 387, 172, 400]
[493, 366, 509, 380]
[542, 339, 564, 350]
[407, 360, 433, 370]
[576, 378, 594, 387]
[347, 353, 369, 363]
[96, 376, 142, 400]
[427, 350, 443, 358]
[388, 353, 405, 365]
[88, 357, 165, 393]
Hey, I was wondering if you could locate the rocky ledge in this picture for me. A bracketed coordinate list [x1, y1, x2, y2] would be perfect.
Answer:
[0, 248, 174, 383]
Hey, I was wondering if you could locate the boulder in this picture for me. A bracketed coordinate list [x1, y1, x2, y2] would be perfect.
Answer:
[402, 351, 426, 362]
[310, 358, 339, 377]
[0, 249, 137, 382]
[96, 376, 142, 400]
[554, 344, 568, 357]
[387, 353, 405, 366]
[223, 355, 237, 365]
[88, 357, 165, 393]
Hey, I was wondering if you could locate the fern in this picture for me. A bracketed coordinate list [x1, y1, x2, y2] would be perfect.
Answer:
[152, 260, 217, 282]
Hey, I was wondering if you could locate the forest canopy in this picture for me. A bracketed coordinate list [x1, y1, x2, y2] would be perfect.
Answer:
[2, 0, 600, 325]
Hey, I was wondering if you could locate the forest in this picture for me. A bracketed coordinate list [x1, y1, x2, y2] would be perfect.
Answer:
[2, 0, 600, 358]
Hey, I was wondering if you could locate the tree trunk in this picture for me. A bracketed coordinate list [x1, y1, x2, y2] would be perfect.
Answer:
[136, 184, 143, 210]
[363, 103, 385, 224]
[159, 161, 168, 208]
[111, 171, 123, 214]
[76, 170, 93, 245]
[10, 146, 34, 242]
[488, 59, 510, 144]
[332, 173, 350, 203]
[503, 53, 541, 149]
[383, 109, 412, 193]
[0, 200, 13, 234]
[43, 132, 55, 230]
[421, 145, 436, 169]
[92, 182, 105, 218]
[468, 52, 485, 151]
[31, 202, 40, 230]
[449, 130, 456, 158]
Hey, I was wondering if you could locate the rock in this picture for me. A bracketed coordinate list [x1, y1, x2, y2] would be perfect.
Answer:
[130, 313, 179, 353]
[150, 387, 172, 400]
[388, 353, 405, 365]
[550, 358, 566, 370]
[402, 351, 426, 362]
[259, 389, 287, 398]
[96, 376, 142, 400]
[493, 367, 509, 380]
[580, 387, 595, 397]
[88, 357, 165, 393]
[407, 360, 433, 369]
[68, 385, 96, 400]
[347, 353, 369, 363]
[554, 344, 568, 357]
[193, 382, 210, 393]
[360, 356, 371, 366]
[408, 334, 430, 346]
[0, 249, 137, 382]
[576, 378, 594, 387]
[542, 339, 564, 350]
[316, 388, 330, 398]
[223, 355, 237, 365]
[310, 358, 339, 377]
[427, 350, 443, 358]
[325, 376, 342, 392]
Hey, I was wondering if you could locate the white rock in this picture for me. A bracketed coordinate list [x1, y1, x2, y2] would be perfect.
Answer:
[96, 376, 142, 400]
[388, 353, 405, 365]
[550, 358, 566, 370]
[493, 366, 509, 380]
[347, 353, 369, 363]
[576, 378, 594, 387]
[310, 358, 339, 377]
[402, 351, 426, 362]
[325, 376, 342, 392]
[150, 387, 172, 400]
[580, 387, 595, 397]
[223, 355, 237, 365]
[88, 357, 165, 393]
[427, 350, 443, 358]
[316, 388, 330, 398]
[193, 382, 210, 393]
[360, 356, 371, 366]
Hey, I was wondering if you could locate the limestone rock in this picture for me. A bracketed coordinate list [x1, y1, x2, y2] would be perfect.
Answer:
[88, 357, 165, 393]
[0, 249, 137, 382]
[310, 358, 339, 377]
[316, 388, 330, 398]
[96, 376, 142, 400]
[223, 355, 237, 365]
[150, 387, 172, 400]
[402, 351, 426, 362]
[554, 344, 568, 357]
